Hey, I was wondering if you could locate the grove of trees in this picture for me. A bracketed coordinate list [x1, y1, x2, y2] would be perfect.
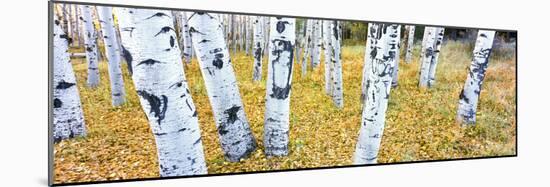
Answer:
[52, 3, 513, 180]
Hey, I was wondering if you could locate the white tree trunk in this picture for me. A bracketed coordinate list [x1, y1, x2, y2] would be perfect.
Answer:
[405, 25, 415, 63]
[420, 26, 429, 60]
[264, 17, 296, 157]
[301, 20, 313, 76]
[322, 20, 333, 95]
[97, 7, 126, 106]
[390, 25, 402, 88]
[427, 28, 445, 87]
[52, 14, 86, 142]
[329, 20, 344, 108]
[79, 5, 100, 88]
[179, 11, 194, 64]
[253, 16, 264, 81]
[419, 27, 444, 88]
[188, 12, 257, 162]
[457, 30, 495, 125]
[311, 20, 322, 68]
[354, 23, 399, 164]
[115, 8, 208, 176]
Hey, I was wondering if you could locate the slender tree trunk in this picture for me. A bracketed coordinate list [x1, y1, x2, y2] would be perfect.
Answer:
[457, 30, 495, 125]
[427, 28, 445, 87]
[188, 12, 257, 162]
[180, 11, 193, 64]
[52, 14, 86, 142]
[420, 26, 429, 60]
[390, 25, 402, 88]
[253, 16, 264, 81]
[329, 20, 344, 108]
[115, 8, 208, 176]
[322, 20, 333, 95]
[301, 20, 312, 76]
[97, 7, 126, 106]
[419, 27, 444, 88]
[79, 5, 100, 88]
[311, 20, 322, 68]
[354, 23, 398, 164]
[264, 17, 296, 157]
[405, 25, 415, 63]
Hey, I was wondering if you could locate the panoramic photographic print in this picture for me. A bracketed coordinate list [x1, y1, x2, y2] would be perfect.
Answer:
[50, 1, 517, 185]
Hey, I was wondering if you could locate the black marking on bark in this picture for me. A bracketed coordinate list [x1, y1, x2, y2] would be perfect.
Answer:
[54, 20, 60, 25]
[459, 90, 469, 103]
[122, 27, 136, 37]
[113, 93, 121, 97]
[178, 128, 188, 132]
[276, 20, 290, 33]
[103, 35, 109, 39]
[56, 80, 75, 89]
[192, 110, 198, 117]
[193, 138, 201, 145]
[188, 27, 205, 35]
[121, 45, 133, 75]
[169, 36, 175, 47]
[154, 27, 175, 37]
[59, 34, 72, 45]
[198, 39, 211, 43]
[154, 132, 167, 136]
[53, 98, 62, 108]
[144, 12, 170, 20]
[185, 99, 193, 111]
[137, 59, 163, 66]
[212, 53, 224, 69]
[86, 46, 93, 52]
[169, 81, 183, 89]
[224, 105, 241, 124]
[137, 90, 168, 125]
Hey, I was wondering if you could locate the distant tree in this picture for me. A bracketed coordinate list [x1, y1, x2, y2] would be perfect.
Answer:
[188, 12, 257, 162]
[301, 19, 313, 76]
[180, 11, 194, 64]
[329, 20, 344, 108]
[322, 20, 333, 95]
[97, 7, 126, 106]
[79, 5, 100, 88]
[115, 8, 208, 176]
[419, 27, 445, 88]
[457, 30, 496, 125]
[52, 14, 86, 142]
[264, 17, 296, 157]
[253, 16, 264, 81]
[354, 23, 399, 164]
[311, 20, 322, 68]
[390, 25, 402, 88]
[405, 25, 415, 63]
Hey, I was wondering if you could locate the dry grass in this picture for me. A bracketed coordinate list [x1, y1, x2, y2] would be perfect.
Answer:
[54, 41, 516, 184]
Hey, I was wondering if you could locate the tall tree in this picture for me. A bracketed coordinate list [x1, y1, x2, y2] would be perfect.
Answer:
[322, 20, 333, 95]
[188, 12, 257, 162]
[419, 27, 444, 88]
[97, 7, 126, 106]
[301, 19, 313, 76]
[180, 11, 194, 64]
[52, 14, 86, 142]
[457, 30, 496, 125]
[115, 8, 208, 176]
[311, 20, 322, 68]
[329, 20, 344, 108]
[390, 25, 402, 88]
[253, 16, 264, 81]
[264, 17, 296, 157]
[405, 25, 415, 63]
[79, 5, 100, 88]
[354, 23, 399, 164]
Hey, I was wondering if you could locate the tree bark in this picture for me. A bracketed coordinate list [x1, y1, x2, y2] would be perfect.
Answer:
[329, 20, 344, 108]
[188, 12, 257, 162]
[180, 11, 194, 64]
[322, 20, 333, 95]
[115, 8, 208, 176]
[253, 16, 264, 81]
[264, 17, 296, 157]
[79, 5, 100, 88]
[390, 25, 402, 88]
[52, 14, 87, 142]
[311, 20, 322, 68]
[354, 23, 398, 164]
[405, 25, 415, 63]
[301, 20, 313, 76]
[419, 27, 444, 88]
[457, 30, 495, 125]
[97, 7, 126, 106]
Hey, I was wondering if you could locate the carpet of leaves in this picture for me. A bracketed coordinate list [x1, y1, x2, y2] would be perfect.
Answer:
[53, 41, 516, 184]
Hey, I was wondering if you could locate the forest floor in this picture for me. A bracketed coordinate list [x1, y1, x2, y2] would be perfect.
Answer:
[53, 41, 516, 183]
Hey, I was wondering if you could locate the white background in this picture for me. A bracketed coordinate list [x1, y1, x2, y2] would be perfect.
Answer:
[0, 0, 548, 186]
